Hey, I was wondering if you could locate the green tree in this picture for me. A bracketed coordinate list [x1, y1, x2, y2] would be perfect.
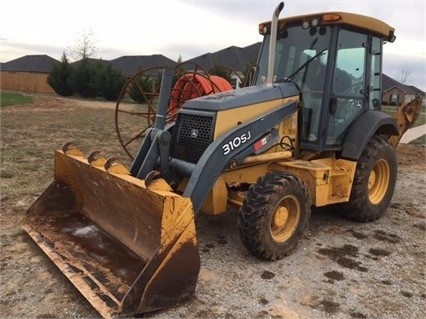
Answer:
[71, 58, 97, 98]
[128, 76, 155, 103]
[208, 63, 232, 83]
[94, 63, 126, 101]
[47, 52, 74, 96]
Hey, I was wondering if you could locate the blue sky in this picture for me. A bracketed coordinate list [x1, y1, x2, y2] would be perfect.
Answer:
[1, 0, 424, 90]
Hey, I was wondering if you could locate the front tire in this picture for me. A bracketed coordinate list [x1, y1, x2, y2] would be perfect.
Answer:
[339, 135, 397, 222]
[238, 172, 311, 261]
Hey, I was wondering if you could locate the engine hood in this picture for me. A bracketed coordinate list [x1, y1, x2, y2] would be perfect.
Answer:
[182, 82, 299, 112]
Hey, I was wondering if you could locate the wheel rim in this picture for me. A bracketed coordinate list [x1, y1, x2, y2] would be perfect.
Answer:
[368, 159, 390, 204]
[270, 195, 301, 242]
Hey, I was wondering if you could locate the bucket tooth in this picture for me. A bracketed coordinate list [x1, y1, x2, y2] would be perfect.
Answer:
[148, 178, 174, 192]
[145, 171, 162, 187]
[145, 171, 173, 192]
[105, 157, 130, 175]
[62, 141, 86, 158]
[88, 150, 107, 167]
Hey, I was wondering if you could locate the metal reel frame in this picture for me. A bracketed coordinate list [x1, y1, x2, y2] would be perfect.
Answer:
[115, 62, 232, 159]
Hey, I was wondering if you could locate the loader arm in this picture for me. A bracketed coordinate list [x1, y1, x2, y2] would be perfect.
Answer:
[183, 101, 298, 214]
[389, 95, 423, 147]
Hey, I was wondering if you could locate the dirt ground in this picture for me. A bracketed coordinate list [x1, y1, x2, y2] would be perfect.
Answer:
[1, 96, 425, 319]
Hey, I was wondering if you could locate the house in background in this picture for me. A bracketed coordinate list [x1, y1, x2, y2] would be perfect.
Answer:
[110, 54, 176, 77]
[1, 55, 58, 94]
[382, 74, 425, 107]
[185, 43, 261, 88]
[0, 44, 259, 94]
[109, 43, 261, 88]
[1, 48, 424, 105]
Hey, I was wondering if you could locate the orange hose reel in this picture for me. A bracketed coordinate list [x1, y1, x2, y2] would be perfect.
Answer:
[169, 74, 233, 117]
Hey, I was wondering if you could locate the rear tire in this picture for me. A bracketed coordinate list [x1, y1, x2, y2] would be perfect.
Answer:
[339, 135, 397, 222]
[238, 172, 311, 261]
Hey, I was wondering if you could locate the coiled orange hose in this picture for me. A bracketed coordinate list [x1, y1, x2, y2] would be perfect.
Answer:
[169, 74, 232, 117]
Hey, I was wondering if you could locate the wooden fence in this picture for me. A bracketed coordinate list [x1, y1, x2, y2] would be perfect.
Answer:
[1, 71, 55, 94]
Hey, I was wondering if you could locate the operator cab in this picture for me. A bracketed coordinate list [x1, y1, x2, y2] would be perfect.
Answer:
[255, 12, 395, 152]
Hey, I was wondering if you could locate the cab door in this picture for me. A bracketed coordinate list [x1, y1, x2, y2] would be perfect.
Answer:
[325, 28, 368, 146]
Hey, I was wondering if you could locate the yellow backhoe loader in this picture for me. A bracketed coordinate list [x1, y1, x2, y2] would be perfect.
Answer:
[23, 2, 422, 318]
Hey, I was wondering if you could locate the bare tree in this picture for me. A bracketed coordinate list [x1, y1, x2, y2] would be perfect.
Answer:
[68, 29, 98, 60]
[399, 63, 415, 84]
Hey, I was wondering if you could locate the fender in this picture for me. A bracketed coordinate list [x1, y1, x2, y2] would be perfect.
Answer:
[341, 111, 398, 160]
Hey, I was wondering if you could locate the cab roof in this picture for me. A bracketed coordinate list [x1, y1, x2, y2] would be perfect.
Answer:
[259, 11, 396, 42]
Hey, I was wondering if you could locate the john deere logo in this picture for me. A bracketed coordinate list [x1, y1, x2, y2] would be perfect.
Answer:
[191, 129, 198, 138]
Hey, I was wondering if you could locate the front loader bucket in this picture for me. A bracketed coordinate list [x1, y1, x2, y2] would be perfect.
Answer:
[23, 148, 200, 318]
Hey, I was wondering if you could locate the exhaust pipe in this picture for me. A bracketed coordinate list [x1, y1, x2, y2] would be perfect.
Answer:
[266, 2, 285, 85]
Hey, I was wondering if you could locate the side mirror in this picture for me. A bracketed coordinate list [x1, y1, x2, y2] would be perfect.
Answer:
[330, 97, 338, 115]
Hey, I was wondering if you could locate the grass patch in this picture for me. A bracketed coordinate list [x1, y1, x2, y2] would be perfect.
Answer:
[409, 134, 426, 145]
[414, 114, 426, 126]
[1, 92, 33, 107]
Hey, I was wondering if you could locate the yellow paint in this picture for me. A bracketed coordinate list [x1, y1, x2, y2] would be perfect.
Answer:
[278, 113, 299, 147]
[105, 162, 130, 175]
[63, 148, 86, 157]
[201, 177, 228, 215]
[214, 96, 298, 139]
[28, 149, 201, 317]
[147, 178, 173, 192]
[222, 163, 270, 187]
[160, 195, 196, 249]
[271, 157, 356, 206]
[89, 157, 107, 167]
[260, 12, 395, 41]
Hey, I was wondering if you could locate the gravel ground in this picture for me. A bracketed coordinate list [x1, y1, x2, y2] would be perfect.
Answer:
[1, 96, 425, 319]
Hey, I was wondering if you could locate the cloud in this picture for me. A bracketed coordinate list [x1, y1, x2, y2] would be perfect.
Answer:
[1, 40, 65, 61]
[384, 52, 425, 89]
[1, 0, 424, 90]
[187, 0, 426, 90]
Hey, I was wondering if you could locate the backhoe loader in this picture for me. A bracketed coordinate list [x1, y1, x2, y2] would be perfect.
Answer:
[23, 2, 422, 318]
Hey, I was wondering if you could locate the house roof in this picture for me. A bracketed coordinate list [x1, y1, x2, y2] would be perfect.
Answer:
[110, 54, 177, 76]
[406, 85, 425, 96]
[382, 73, 405, 92]
[185, 43, 261, 72]
[70, 58, 111, 67]
[1, 55, 59, 73]
[382, 73, 424, 95]
[243, 42, 262, 62]
[2, 48, 424, 98]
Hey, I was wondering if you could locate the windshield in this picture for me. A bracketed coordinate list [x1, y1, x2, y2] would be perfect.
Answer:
[255, 23, 332, 88]
[256, 22, 333, 144]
